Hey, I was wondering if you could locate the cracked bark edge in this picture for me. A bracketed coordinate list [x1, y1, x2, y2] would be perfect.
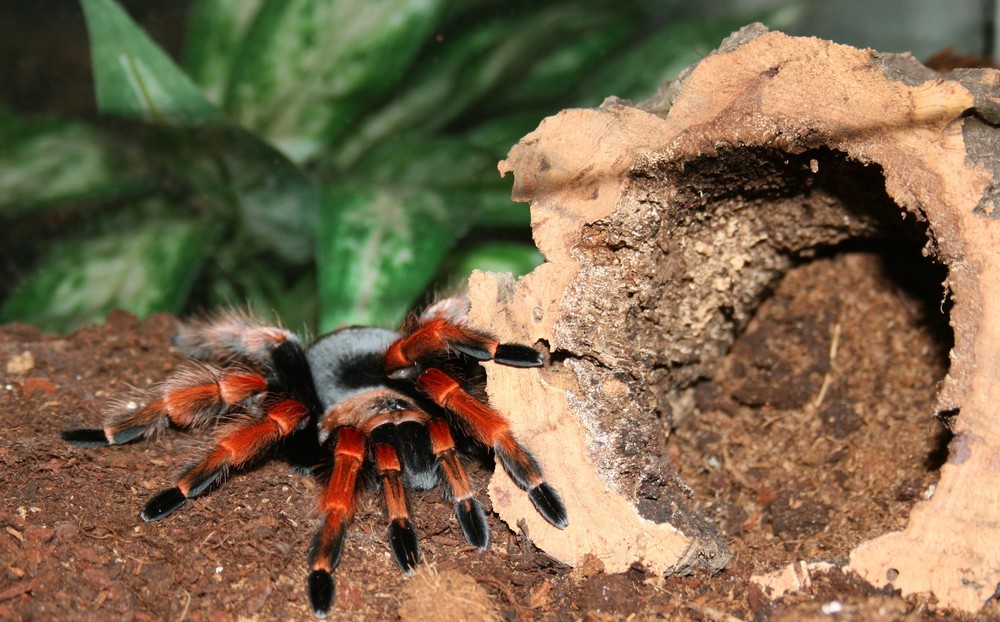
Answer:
[469, 25, 1000, 612]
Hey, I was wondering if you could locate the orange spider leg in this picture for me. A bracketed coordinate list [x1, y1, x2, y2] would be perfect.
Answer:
[416, 368, 568, 529]
[309, 427, 365, 618]
[140, 399, 309, 522]
[61, 369, 269, 446]
[164, 371, 268, 427]
[373, 443, 420, 572]
[427, 419, 489, 548]
[174, 311, 294, 365]
[384, 318, 542, 377]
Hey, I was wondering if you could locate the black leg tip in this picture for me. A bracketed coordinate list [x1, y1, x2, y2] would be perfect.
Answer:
[184, 467, 225, 498]
[289, 464, 316, 477]
[387, 364, 422, 381]
[308, 569, 335, 618]
[61, 428, 110, 447]
[109, 427, 146, 444]
[494, 344, 544, 367]
[388, 518, 420, 574]
[452, 342, 492, 361]
[455, 498, 490, 550]
[529, 483, 568, 529]
[141, 487, 187, 522]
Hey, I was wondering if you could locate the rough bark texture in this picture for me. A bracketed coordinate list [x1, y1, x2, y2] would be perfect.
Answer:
[469, 24, 1000, 613]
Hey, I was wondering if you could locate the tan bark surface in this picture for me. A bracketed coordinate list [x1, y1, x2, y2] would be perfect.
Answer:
[470, 24, 1000, 613]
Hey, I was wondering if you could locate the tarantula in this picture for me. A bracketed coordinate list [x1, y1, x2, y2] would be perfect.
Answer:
[62, 296, 567, 618]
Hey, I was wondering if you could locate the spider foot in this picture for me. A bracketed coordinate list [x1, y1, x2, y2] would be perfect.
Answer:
[492, 344, 544, 367]
[181, 465, 226, 498]
[455, 498, 489, 549]
[309, 519, 347, 617]
[61, 426, 147, 446]
[60, 428, 110, 447]
[452, 341, 543, 367]
[529, 483, 568, 529]
[388, 518, 420, 573]
[141, 487, 187, 521]
[308, 569, 335, 619]
[289, 464, 317, 477]
[141, 462, 226, 522]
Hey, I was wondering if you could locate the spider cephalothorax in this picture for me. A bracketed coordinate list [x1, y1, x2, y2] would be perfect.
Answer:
[62, 296, 567, 618]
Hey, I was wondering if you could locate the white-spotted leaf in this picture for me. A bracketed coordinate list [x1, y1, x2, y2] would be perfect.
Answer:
[81, 0, 219, 125]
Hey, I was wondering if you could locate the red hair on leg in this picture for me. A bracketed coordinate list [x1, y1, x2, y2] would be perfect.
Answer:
[373, 442, 420, 572]
[309, 427, 364, 619]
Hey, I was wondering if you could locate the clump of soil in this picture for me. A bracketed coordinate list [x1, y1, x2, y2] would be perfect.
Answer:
[0, 245, 985, 620]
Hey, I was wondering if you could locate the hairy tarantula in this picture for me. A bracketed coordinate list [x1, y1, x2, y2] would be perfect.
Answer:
[62, 296, 567, 618]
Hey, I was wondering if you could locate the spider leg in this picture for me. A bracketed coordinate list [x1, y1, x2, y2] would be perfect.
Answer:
[372, 442, 420, 573]
[384, 318, 543, 378]
[309, 427, 364, 619]
[61, 367, 268, 446]
[173, 310, 321, 414]
[141, 399, 309, 521]
[174, 309, 296, 367]
[427, 419, 489, 549]
[416, 368, 568, 529]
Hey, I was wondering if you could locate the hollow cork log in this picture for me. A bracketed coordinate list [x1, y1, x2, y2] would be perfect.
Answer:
[468, 24, 1000, 613]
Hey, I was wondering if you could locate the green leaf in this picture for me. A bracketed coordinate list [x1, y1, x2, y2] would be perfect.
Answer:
[473, 187, 531, 228]
[185, 0, 266, 105]
[437, 241, 542, 286]
[572, 18, 731, 106]
[224, 0, 448, 163]
[0, 114, 151, 213]
[317, 184, 479, 331]
[210, 129, 319, 265]
[577, 6, 811, 106]
[348, 134, 501, 189]
[462, 111, 548, 158]
[343, 130, 531, 227]
[204, 252, 318, 333]
[81, 0, 219, 125]
[1, 213, 217, 332]
[331, 6, 582, 168]
[351, 134, 528, 227]
[154, 124, 319, 264]
[476, 9, 641, 114]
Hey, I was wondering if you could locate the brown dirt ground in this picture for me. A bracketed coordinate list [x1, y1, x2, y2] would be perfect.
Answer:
[2, 245, 995, 621]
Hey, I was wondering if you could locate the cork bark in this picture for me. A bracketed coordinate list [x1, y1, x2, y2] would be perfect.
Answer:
[467, 24, 1000, 613]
